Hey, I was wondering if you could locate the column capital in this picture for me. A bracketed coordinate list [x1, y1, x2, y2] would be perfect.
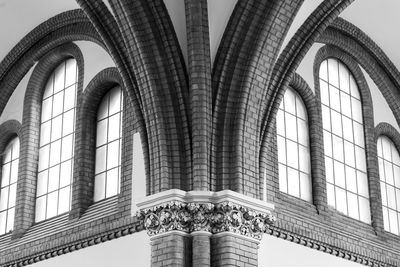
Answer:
[137, 190, 276, 240]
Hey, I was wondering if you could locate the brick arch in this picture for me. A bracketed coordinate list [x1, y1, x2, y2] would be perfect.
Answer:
[313, 45, 384, 232]
[0, 9, 102, 118]
[212, 0, 354, 198]
[77, 0, 191, 192]
[318, 18, 400, 128]
[0, 120, 22, 154]
[13, 43, 84, 238]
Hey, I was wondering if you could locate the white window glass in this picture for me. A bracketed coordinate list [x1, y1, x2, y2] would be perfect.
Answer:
[276, 88, 312, 201]
[378, 136, 400, 235]
[0, 137, 19, 235]
[320, 58, 370, 223]
[94, 87, 123, 202]
[35, 59, 77, 222]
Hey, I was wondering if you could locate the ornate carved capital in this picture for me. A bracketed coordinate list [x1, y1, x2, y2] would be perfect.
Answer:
[137, 191, 276, 240]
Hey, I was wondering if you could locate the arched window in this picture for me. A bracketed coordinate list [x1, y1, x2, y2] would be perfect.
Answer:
[377, 136, 400, 235]
[0, 137, 19, 234]
[35, 59, 78, 222]
[320, 58, 370, 223]
[277, 88, 312, 201]
[94, 87, 123, 202]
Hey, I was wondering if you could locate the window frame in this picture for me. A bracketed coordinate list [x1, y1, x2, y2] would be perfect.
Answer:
[0, 120, 21, 236]
[314, 45, 377, 227]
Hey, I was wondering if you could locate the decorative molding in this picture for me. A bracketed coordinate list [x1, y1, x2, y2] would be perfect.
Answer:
[137, 190, 276, 240]
[268, 226, 395, 267]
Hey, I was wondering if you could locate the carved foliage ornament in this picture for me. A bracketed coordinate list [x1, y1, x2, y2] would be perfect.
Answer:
[138, 201, 276, 240]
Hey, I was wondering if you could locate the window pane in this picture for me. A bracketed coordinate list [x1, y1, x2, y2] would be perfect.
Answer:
[109, 88, 122, 115]
[1, 163, 10, 187]
[297, 119, 308, 146]
[8, 184, 16, 208]
[285, 113, 297, 142]
[35, 196, 46, 222]
[299, 145, 310, 173]
[6, 208, 14, 232]
[325, 157, 334, 183]
[60, 160, 72, 188]
[387, 185, 396, 209]
[277, 136, 286, 164]
[287, 168, 299, 198]
[53, 63, 65, 93]
[95, 146, 107, 174]
[389, 209, 399, 235]
[46, 191, 58, 218]
[41, 98, 52, 122]
[349, 75, 360, 99]
[37, 171, 48, 196]
[381, 182, 388, 206]
[65, 59, 77, 87]
[345, 166, 357, 193]
[106, 168, 119, 198]
[359, 197, 371, 224]
[0, 212, 6, 234]
[107, 140, 120, 170]
[38, 145, 50, 171]
[319, 60, 328, 81]
[64, 85, 76, 112]
[49, 140, 61, 166]
[52, 91, 64, 117]
[343, 141, 355, 168]
[108, 113, 121, 142]
[329, 86, 340, 113]
[321, 105, 331, 131]
[300, 172, 312, 202]
[276, 109, 285, 136]
[357, 171, 369, 198]
[94, 173, 106, 202]
[48, 165, 60, 192]
[51, 115, 62, 141]
[382, 207, 390, 231]
[332, 135, 344, 163]
[284, 89, 296, 115]
[320, 81, 330, 105]
[58, 186, 70, 214]
[61, 135, 73, 161]
[331, 110, 342, 137]
[338, 63, 350, 93]
[0, 188, 9, 211]
[62, 110, 74, 136]
[342, 116, 353, 142]
[286, 140, 298, 169]
[40, 121, 51, 146]
[347, 192, 358, 219]
[96, 119, 108, 147]
[351, 98, 363, 123]
[336, 187, 347, 214]
[327, 183, 335, 207]
[334, 161, 345, 188]
[327, 58, 339, 87]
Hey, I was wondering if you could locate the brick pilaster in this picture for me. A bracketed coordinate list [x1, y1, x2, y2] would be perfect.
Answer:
[192, 231, 211, 266]
[150, 232, 192, 267]
[211, 233, 259, 267]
